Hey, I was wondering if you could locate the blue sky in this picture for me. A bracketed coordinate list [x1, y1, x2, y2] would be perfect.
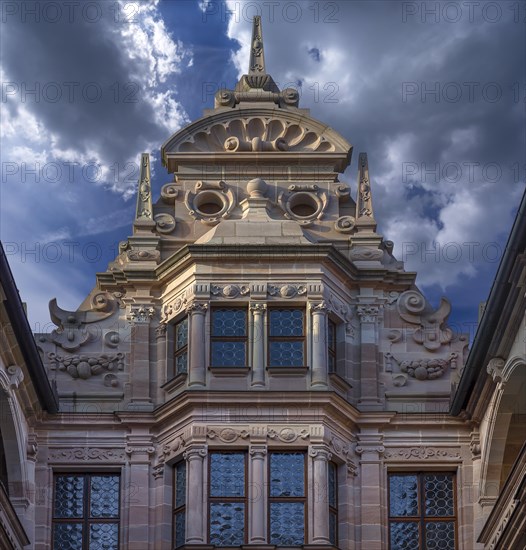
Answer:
[1, 0, 524, 339]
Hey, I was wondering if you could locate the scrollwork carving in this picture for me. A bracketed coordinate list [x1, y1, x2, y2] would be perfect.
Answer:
[383, 447, 461, 460]
[334, 216, 355, 233]
[48, 447, 126, 462]
[268, 284, 307, 299]
[211, 284, 250, 298]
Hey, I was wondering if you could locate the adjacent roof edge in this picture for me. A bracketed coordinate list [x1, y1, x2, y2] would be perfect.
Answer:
[450, 188, 526, 416]
[0, 242, 59, 414]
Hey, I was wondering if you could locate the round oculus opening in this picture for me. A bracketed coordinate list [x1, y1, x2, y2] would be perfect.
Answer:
[194, 191, 226, 216]
[289, 192, 318, 218]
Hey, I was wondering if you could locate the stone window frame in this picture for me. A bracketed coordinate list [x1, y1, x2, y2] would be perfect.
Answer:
[327, 318, 337, 374]
[387, 470, 458, 550]
[267, 307, 306, 368]
[51, 471, 121, 550]
[210, 307, 249, 368]
[267, 450, 308, 545]
[207, 450, 249, 546]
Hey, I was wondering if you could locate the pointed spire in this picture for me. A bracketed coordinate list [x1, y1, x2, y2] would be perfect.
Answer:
[134, 153, 155, 228]
[355, 153, 377, 231]
[249, 16, 266, 74]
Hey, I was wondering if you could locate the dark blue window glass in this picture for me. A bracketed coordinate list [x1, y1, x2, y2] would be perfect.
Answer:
[211, 309, 247, 367]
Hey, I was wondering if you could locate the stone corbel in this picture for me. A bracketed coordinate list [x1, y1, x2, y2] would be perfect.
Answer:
[487, 358, 506, 383]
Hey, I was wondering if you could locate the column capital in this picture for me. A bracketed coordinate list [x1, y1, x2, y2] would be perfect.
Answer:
[309, 445, 332, 462]
[250, 302, 267, 313]
[155, 323, 167, 339]
[185, 301, 208, 316]
[249, 445, 267, 458]
[183, 445, 207, 461]
[357, 304, 380, 323]
[309, 300, 329, 314]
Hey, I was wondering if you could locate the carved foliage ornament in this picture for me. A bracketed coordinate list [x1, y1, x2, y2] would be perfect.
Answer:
[268, 284, 307, 299]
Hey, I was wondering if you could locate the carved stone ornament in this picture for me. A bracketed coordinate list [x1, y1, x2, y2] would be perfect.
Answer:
[127, 249, 161, 263]
[207, 428, 250, 443]
[327, 293, 353, 332]
[160, 183, 179, 203]
[174, 117, 338, 154]
[211, 284, 250, 298]
[334, 216, 355, 233]
[49, 292, 118, 342]
[357, 305, 380, 323]
[184, 180, 236, 225]
[48, 447, 126, 462]
[5, 365, 24, 389]
[268, 284, 307, 299]
[104, 331, 120, 348]
[384, 447, 461, 460]
[162, 292, 189, 322]
[278, 184, 328, 225]
[487, 357, 506, 383]
[127, 305, 155, 323]
[349, 247, 383, 261]
[389, 353, 457, 381]
[154, 213, 176, 234]
[48, 352, 124, 381]
[397, 290, 453, 351]
[267, 427, 309, 443]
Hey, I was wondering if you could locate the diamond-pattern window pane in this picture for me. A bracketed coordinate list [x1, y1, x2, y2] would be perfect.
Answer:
[329, 511, 338, 546]
[389, 475, 419, 517]
[269, 341, 304, 366]
[89, 476, 119, 518]
[53, 523, 83, 549]
[270, 453, 304, 497]
[210, 453, 245, 497]
[269, 502, 304, 545]
[328, 462, 337, 507]
[211, 341, 246, 367]
[175, 351, 188, 375]
[175, 462, 186, 508]
[175, 511, 185, 548]
[54, 475, 84, 518]
[424, 474, 454, 517]
[212, 309, 247, 337]
[425, 521, 455, 549]
[269, 309, 303, 336]
[175, 318, 188, 350]
[89, 523, 118, 550]
[209, 502, 245, 546]
[389, 522, 420, 550]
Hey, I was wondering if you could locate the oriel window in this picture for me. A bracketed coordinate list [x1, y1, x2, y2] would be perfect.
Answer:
[268, 308, 305, 367]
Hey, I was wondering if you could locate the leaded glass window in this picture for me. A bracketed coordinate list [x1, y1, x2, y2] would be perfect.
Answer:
[268, 452, 306, 545]
[209, 452, 246, 546]
[211, 308, 247, 367]
[328, 319, 337, 373]
[52, 473, 120, 550]
[328, 462, 338, 545]
[268, 308, 305, 367]
[174, 317, 188, 376]
[388, 472, 457, 550]
[173, 461, 186, 548]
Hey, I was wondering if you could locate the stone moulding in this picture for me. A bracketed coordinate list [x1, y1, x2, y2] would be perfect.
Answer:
[48, 447, 126, 462]
[383, 446, 461, 460]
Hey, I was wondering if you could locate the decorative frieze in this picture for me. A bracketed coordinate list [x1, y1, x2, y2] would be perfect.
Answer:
[207, 427, 250, 443]
[48, 447, 126, 462]
[268, 283, 307, 299]
[383, 446, 461, 460]
[211, 284, 249, 298]
[47, 352, 124, 381]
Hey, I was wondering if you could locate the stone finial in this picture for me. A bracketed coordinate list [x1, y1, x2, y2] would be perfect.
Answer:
[249, 15, 266, 75]
[134, 153, 155, 228]
[355, 153, 377, 231]
[214, 17, 299, 108]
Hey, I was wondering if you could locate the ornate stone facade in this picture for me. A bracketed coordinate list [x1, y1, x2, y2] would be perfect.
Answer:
[0, 16, 523, 550]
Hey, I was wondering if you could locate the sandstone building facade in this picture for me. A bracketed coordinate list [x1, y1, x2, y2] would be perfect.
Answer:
[0, 17, 524, 550]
